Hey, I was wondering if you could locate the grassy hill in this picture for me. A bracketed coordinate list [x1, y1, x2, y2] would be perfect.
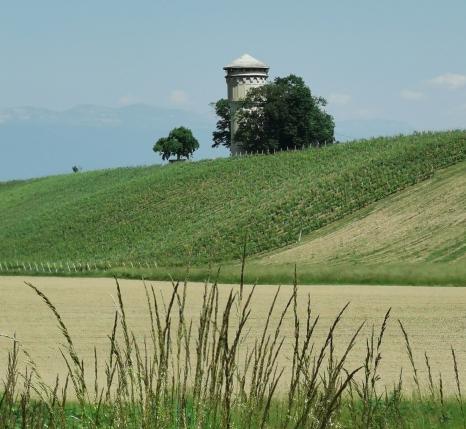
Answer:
[1, 131, 465, 272]
[260, 160, 466, 266]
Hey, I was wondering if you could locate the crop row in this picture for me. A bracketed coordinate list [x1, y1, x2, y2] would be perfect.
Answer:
[0, 131, 465, 266]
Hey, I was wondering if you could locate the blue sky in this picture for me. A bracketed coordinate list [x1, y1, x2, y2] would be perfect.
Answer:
[0, 1, 465, 179]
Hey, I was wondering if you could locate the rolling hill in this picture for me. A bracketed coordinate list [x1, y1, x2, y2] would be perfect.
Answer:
[260, 160, 466, 265]
[0, 131, 465, 272]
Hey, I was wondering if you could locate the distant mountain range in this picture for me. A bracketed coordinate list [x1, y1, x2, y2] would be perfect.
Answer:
[0, 104, 415, 181]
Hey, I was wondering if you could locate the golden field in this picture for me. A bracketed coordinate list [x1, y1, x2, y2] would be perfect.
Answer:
[1, 275, 465, 396]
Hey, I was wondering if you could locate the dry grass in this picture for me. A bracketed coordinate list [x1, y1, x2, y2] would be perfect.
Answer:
[261, 160, 466, 265]
[1, 275, 466, 397]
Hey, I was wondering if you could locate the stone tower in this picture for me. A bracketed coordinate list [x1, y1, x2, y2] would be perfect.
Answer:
[224, 54, 269, 155]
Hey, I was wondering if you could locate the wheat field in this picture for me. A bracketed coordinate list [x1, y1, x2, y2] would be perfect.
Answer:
[1, 275, 465, 397]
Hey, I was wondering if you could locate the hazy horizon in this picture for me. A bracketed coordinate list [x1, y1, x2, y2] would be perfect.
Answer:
[1, 1, 465, 180]
[0, 102, 423, 182]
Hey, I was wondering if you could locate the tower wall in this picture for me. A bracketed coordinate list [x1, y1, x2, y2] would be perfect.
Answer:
[224, 60, 269, 155]
[226, 73, 267, 154]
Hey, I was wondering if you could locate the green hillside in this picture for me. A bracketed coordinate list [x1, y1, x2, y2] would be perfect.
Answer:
[1, 131, 465, 269]
[260, 159, 466, 265]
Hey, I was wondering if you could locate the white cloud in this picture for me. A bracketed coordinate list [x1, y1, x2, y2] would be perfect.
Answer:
[169, 89, 189, 106]
[328, 93, 351, 106]
[400, 89, 425, 101]
[117, 94, 141, 106]
[428, 73, 466, 90]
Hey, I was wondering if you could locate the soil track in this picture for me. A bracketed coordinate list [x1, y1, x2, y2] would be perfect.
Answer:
[1, 276, 466, 396]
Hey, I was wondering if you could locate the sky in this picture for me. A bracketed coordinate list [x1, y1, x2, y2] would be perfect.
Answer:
[1, 1, 465, 179]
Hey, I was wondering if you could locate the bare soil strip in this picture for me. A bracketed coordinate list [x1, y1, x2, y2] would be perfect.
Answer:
[1, 276, 466, 395]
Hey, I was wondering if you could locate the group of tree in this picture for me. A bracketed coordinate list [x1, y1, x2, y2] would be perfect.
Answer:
[154, 74, 334, 161]
[212, 74, 335, 153]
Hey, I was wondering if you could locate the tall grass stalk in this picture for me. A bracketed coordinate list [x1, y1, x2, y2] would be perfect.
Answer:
[0, 269, 465, 427]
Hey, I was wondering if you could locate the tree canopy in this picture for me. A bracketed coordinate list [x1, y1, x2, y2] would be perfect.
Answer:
[211, 98, 231, 148]
[153, 127, 199, 161]
[213, 74, 335, 153]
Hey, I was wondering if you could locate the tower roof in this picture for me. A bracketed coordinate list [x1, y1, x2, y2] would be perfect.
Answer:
[224, 54, 268, 70]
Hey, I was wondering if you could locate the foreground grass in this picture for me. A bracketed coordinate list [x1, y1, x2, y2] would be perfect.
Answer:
[4, 261, 466, 286]
[4, 398, 466, 428]
[2, 266, 466, 428]
[1, 131, 465, 267]
[113, 261, 466, 286]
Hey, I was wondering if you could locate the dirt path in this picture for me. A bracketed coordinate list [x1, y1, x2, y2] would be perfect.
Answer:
[1, 276, 466, 396]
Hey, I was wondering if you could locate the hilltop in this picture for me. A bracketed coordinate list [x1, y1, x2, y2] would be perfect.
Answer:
[1, 131, 465, 275]
[0, 104, 412, 182]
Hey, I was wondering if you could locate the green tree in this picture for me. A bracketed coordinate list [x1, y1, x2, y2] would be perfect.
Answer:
[153, 127, 199, 161]
[234, 74, 335, 153]
[211, 98, 231, 148]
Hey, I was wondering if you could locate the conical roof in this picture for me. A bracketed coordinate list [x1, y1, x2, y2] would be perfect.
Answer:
[224, 54, 268, 69]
